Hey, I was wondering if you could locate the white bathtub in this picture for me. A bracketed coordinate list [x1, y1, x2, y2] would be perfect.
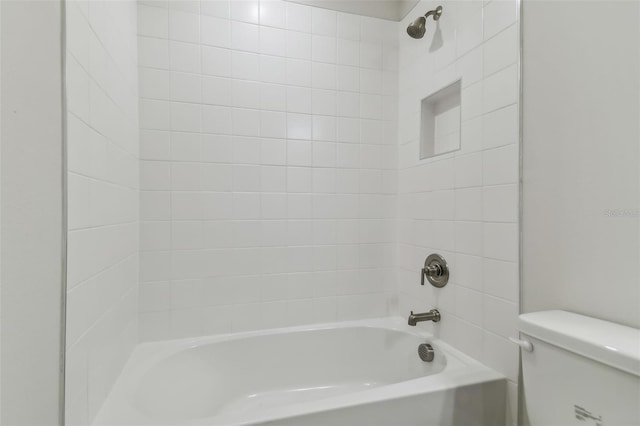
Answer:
[93, 317, 505, 426]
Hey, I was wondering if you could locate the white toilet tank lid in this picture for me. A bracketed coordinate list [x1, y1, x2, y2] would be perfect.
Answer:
[519, 310, 640, 377]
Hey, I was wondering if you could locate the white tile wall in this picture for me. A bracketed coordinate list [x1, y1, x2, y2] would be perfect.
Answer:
[396, 1, 519, 424]
[137, 0, 399, 341]
[65, 0, 139, 424]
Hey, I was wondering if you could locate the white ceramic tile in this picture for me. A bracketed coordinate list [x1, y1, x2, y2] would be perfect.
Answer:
[483, 64, 518, 113]
[171, 132, 202, 162]
[201, 0, 230, 18]
[483, 184, 518, 223]
[141, 161, 171, 190]
[455, 221, 484, 256]
[483, 295, 518, 338]
[170, 102, 202, 132]
[259, 54, 286, 83]
[312, 35, 337, 64]
[169, 40, 201, 73]
[454, 253, 483, 291]
[230, 0, 259, 23]
[461, 81, 483, 121]
[311, 89, 336, 116]
[455, 286, 483, 327]
[286, 59, 312, 87]
[336, 92, 359, 119]
[201, 15, 231, 47]
[260, 138, 287, 165]
[261, 166, 287, 192]
[359, 42, 382, 69]
[483, 258, 518, 302]
[260, 26, 287, 56]
[138, 36, 169, 69]
[140, 130, 171, 161]
[232, 136, 261, 164]
[484, 0, 518, 40]
[482, 331, 518, 382]
[169, 9, 200, 43]
[286, 2, 311, 33]
[483, 24, 518, 76]
[172, 163, 201, 190]
[313, 115, 336, 141]
[311, 8, 336, 36]
[287, 113, 312, 139]
[455, 187, 483, 221]
[286, 86, 312, 113]
[337, 12, 360, 41]
[483, 222, 518, 262]
[337, 39, 359, 66]
[202, 105, 233, 134]
[139, 67, 170, 100]
[202, 134, 233, 162]
[482, 144, 518, 185]
[337, 66, 359, 92]
[260, 84, 287, 111]
[260, 111, 287, 138]
[138, 4, 169, 38]
[233, 165, 262, 191]
[456, 8, 483, 56]
[259, 0, 286, 28]
[286, 30, 312, 60]
[202, 46, 232, 77]
[311, 62, 336, 89]
[336, 118, 359, 143]
[482, 104, 518, 149]
[232, 108, 261, 136]
[170, 72, 202, 103]
[231, 21, 259, 52]
[202, 75, 232, 105]
[169, 0, 199, 13]
[140, 99, 170, 130]
[456, 47, 483, 88]
[232, 79, 261, 108]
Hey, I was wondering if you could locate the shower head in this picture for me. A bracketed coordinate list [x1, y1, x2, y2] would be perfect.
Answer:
[407, 16, 426, 39]
[406, 5, 443, 39]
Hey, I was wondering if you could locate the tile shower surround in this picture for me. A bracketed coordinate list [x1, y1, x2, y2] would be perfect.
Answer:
[64, 0, 140, 423]
[137, 0, 400, 340]
[63, 0, 522, 424]
[396, 0, 520, 423]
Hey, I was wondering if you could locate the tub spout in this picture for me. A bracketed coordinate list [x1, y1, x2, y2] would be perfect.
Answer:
[408, 309, 441, 326]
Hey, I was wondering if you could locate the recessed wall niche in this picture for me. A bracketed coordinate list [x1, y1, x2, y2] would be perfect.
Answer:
[419, 80, 461, 159]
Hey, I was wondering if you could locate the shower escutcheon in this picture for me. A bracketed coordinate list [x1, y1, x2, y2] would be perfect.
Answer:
[421, 254, 449, 288]
[406, 5, 443, 39]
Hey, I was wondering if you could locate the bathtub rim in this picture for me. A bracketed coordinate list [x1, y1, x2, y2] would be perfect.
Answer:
[130, 316, 484, 366]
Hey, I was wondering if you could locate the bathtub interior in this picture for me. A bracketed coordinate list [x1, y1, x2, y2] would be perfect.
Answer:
[94, 318, 504, 426]
[134, 326, 447, 421]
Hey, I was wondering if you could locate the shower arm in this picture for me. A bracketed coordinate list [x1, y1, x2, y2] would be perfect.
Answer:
[423, 6, 443, 21]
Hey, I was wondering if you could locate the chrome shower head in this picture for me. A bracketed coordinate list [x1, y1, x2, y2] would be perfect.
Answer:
[407, 16, 426, 39]
[406, 5, 443, 39]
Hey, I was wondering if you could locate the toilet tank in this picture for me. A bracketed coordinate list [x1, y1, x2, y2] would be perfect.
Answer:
[519, 310, 640, 426]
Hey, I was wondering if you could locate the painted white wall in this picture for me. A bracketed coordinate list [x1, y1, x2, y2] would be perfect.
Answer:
[396, 1, 520, 423]
[64, 0, 140, 423]
[522, 1, 640, 328]
[1, 1, 64, 424]
[136, 0, 399, 340]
